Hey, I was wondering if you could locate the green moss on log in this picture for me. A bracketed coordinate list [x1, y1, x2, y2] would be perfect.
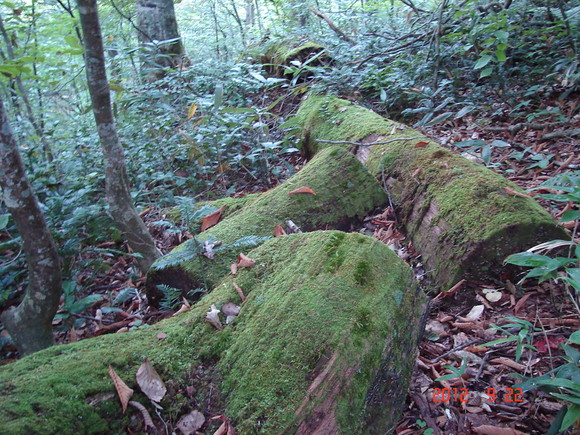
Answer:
[0, 232, 426, 434]
[167, 193, 262, 224]
[146, 146, 387, 304]
[292, 95, 569, 288]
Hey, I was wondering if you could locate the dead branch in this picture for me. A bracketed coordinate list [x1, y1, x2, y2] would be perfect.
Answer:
[315, 136, 424, 147]
[309, 7, 355, 45]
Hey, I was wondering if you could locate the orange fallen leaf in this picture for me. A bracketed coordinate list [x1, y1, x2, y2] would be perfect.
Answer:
[274, 224, 287, 237]
[490, 357, 526, 371]
[108, 365, 134, 414]
[233, 282, 246, 302]
[201, 206, 226, 231]
[288, 186, 316, 195]
[415, 141, 429, 148]
[503, 186, 531, 199]
[230, 263, 238, 275]
[237, 253, 255, 268]
[514, 292, 534, 315]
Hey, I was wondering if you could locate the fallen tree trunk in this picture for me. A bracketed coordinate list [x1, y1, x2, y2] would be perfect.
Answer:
[290, 96, 569, 289]
[146, 146, 387, 305]
[0, 231, 426, 434]
[246, 39, 328, 77]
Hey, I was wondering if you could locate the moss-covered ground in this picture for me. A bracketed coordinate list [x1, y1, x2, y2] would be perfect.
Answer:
[0, 231, 425, 434]
[146, 146, 387, 303]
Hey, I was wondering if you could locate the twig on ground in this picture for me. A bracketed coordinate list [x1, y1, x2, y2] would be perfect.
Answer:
[315, 136, 424, 147]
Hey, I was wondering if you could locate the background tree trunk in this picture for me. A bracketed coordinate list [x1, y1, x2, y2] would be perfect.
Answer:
[0, 96, 62, 356]
[77, 0, 161, 272]
[136, 0, 184, 80]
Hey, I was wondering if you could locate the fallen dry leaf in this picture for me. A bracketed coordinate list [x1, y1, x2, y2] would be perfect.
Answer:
[514, 292, 534, 315]
[230, 263, 237, 275]
[288, 186, 316, 195]
[503, 186, 531, 199]
[415, 141, 429, 148]
[173, 303, 191, 317]
[222, 302, 241, 317]
[202, 240, 218, 259]
[177, 410, 205, 434]
[233, 282, 246, 302]
[108, 365, 134, 414]
[156, 332, 167, 340]
[274, 224, 287, 237]
[464, 305, 485, 322]
[206, 305, 223, 329]
[201, 206, 226, 231]
[128, 400, 154, 429]
[237, 253, 255, 268]
[484, 290, 503, 303]
[136, 358, 167, 402]
[490, 357, 526, 371]
[473, 424, 527, 435]
[211, 415, 236, 435]
[534, 335, 567, 353]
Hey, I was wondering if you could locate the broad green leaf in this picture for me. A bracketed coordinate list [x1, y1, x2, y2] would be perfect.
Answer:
[69, 294, 103, 313]
[495, 43, 507, 62]
[561, 210, 580, 222]
[453, 139, 486, 148]
[569, 330, 580, 345]
[248, 71, 266, 83]
[474, 55, 493, 69]
[480, 67, 493, 78]
[561, 404, 580, 431]
[64, 34, 82, 49]
[494, 30, 510, 43]
[454, 106, 473, 119]
[380, 88, 387, 102]
[482, 144, 491, 164]
[505, 252, 554, 267]
[491, 140, 511, 147]
[0, 214, 9, 230]
[425, 111, 453, 127]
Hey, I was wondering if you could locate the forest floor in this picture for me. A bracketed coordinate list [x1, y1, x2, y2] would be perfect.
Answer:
[1, 88, 578, 434]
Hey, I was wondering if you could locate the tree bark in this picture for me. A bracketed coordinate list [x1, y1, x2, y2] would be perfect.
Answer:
[136, 0, 184, 80]
[0, 96, 62, 356]
[77, 0, 161, 272]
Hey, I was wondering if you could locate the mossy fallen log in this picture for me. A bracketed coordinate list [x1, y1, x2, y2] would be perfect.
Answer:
[146, 146, 386, 305]
[167, 193, 262, 224]
[0, 231, 426, 434]
[245, 39, 327, 77]
[290, 96, 569, 288]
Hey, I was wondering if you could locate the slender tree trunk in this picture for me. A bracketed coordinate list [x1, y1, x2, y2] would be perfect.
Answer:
[0, 96, 62, 356]
[77, 0, 161, 271]
[0, 14, 53, 161]
[136, 0, 184, 80]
